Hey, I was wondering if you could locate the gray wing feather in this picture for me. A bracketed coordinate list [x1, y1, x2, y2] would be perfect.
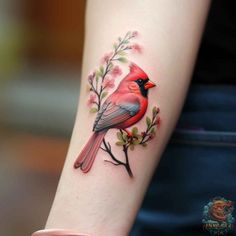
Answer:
[93, 101, 140, 132]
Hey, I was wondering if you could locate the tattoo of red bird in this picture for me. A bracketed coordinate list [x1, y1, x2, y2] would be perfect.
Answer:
[74, 63, 156, 173]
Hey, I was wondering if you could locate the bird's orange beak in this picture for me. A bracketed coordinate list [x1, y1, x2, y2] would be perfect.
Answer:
[145, 80, 156, 89]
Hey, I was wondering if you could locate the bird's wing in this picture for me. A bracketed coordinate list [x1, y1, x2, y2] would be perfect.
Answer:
[93, 99, 140, 132]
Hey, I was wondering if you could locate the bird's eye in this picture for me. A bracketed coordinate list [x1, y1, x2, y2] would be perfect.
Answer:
[137, 79, 143, 84]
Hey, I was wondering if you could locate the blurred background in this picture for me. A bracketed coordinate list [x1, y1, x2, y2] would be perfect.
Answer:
[0, 1, 86, 235]
[1, 1, 236, 236]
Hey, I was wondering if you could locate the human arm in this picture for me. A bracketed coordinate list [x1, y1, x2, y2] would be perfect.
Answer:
[43, 1, 211, 235]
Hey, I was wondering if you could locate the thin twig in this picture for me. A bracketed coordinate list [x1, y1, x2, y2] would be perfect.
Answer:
[91, 32, 135, 111]
[101, 138, 133, 178]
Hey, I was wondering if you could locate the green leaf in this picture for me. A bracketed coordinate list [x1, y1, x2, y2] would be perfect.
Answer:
[137, 134, 143, 141]
[131, 127, 138, 136]
[152, 106, 157, 116]
[108, 62, 114, 70]
[99, 66, 104, 75]
[117, 51, 126, 56]
[113, 43, 118, 49]
[130, 144, 135, 151]
[146, 116, 151, 127]
[96, 70, 102, 77]
[127, 31, 132, 36]
[122, 132, 128, 142]
[116, 141, 125, 146]
[117, 57, 128, 63]
[101, 91, 108, 99]
[150, 127, 156, 134]
[90, 107, 98, 113]
[132, 139, 140, 145]
[117, 132, 123, 141]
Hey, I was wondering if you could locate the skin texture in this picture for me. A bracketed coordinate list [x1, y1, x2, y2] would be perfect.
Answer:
[44, 1, 211, 236]
[73, 63, 156, 173]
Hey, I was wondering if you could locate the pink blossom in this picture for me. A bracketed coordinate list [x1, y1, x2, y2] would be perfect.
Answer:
[132, 31, 139, 37]
[103, 78, 115, 89]
[87, 94, 96, 107]
[101, 52, 113, 64]
[111, 65, 122, 78]
[156, 117, 161, 126]
[87, 72, 95, 83]
[131, 43, 142, 53]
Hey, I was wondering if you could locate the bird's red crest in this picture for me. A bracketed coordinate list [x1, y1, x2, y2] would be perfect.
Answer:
[129, 62, 148, 79]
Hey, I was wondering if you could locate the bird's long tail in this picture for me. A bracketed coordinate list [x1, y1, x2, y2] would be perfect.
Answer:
[74, 132, 106, 173]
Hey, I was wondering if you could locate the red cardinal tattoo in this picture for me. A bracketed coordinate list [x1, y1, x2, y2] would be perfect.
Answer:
[74, 63, 156, 173]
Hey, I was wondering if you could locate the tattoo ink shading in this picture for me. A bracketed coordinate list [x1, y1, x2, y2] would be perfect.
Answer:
[101, 107, 160, 177]
[74, 31, 160, 177]
[86, 31, 141, 112]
